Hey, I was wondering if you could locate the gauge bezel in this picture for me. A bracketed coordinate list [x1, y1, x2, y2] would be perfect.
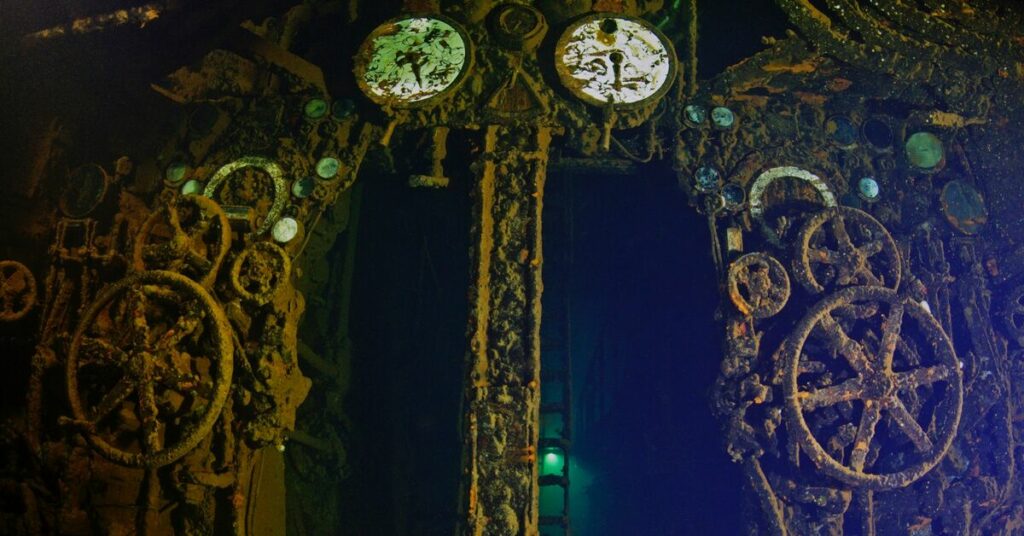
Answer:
[60, 163, 109, 218]
[553, 13, 678, 109]
[353, 14, 474, 109]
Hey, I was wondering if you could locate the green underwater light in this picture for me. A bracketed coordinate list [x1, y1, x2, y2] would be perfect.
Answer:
[541, 449, 564, 475]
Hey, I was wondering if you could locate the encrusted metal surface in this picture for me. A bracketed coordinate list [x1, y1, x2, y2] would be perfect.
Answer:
[728, 252, 791, 319]
[4, 0, 1024, 533]
[793, 207, 901, 294]
[782, 286, 962, 490]
[0, 260, 37, 322]
[65, 270, 234, 468]
[132, 194, 231, 288]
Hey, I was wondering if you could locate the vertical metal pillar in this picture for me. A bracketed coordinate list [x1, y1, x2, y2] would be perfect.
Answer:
[461, 125, 552, 536]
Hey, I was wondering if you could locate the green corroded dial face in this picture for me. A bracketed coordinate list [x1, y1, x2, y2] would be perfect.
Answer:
[355, 17, 469, 106]
[555, 15, 674, 107]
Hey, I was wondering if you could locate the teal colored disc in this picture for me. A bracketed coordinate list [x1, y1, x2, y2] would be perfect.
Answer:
[694, 166, 721, 192]
[711, 106, 735, 129]
[722, 183, 745, 206]
[905, 132, 944, 170]
[304, 98, 329, 120]
[941, 179, 987, 235]
[292, 176, 316, 198]
[684, 104, 707, 125]
[165, 161, 188, 184]
[316, 157, 340, 179]
[857, 177, 880, 201]
[332, 99, 356, 120]
[180, 179, 202, 196]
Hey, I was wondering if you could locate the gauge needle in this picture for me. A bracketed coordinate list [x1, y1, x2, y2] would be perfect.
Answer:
[609, 51, 624, 90]
[397, 50, 425, 87]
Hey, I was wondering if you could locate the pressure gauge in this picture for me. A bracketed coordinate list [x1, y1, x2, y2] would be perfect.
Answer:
[554, 14, 676, 107]
[354, 16, 472, 107]
[60, 164, 109, 218]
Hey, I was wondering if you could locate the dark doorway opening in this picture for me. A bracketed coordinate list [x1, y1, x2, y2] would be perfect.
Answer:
[342, 156, 471, 535]
[544, 167, 744, 535]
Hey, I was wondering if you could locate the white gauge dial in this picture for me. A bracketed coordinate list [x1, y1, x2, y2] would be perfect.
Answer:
[354, 16, 470, 106]
[556, 15, 675, 106]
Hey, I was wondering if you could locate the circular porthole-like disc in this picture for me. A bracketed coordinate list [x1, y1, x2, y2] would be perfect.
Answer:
[354, 16, 471, 107]
[905, 132, 944, 170]
[60, 164, 109, 218]
[940, 179, 987, 235]
[554, 14, 676, 107]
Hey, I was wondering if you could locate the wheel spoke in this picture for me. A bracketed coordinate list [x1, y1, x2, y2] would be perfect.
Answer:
[819, 313, 873, 374]
[896, 338, 922, 367]
[831, 215, 856, 251]
[126, 286, 151, 348]
[850, 400, 882, 472]
[859, 240, 885, 258]
[90, 378, 135, 422]
[799, 378, 864, 411]
[798, 359, 827, 374]
[810, 247, 839, 265]
[81, 337, 130, 366]
[855, 267, 884, 287]
[189, 216, 213, 239]
[895, 365, 952, 389]
[877, 303, 905, 371]
[152, 359, 212, 398]
[167, 204, 185, 236]
[887, 397, 933, 452]
[153, 314, 200, 352]
[137, 380, 162, 453]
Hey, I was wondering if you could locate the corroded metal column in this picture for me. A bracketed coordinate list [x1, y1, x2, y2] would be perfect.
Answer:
[461, 125, 552, 535]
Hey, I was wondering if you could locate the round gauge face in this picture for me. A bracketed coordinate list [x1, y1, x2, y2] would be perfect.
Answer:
[60, 164, 108, 218]
[354, 16, 470, 106]
[555, 15, 675, 107]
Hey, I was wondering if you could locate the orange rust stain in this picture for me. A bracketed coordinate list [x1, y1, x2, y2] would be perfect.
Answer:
[762, 60, 818, 74]
[795, 92, 827, 105]
[825, 77, 852, 92]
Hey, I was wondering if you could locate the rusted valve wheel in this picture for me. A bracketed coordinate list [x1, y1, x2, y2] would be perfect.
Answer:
[727, 253, 790, 319]
[793, 207, 901, 294]
[66, 270, 233, 468]
[0, 261, 37, 322]
[133, 195, 231, 288]
[782, 286, 962, 490]
[1000, 285, 1024, 346]
[229, 241, 291, 305]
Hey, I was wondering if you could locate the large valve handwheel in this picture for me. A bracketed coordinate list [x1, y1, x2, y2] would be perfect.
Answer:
[793, 207, 901, 294]
[133, 195, 231, 288]
[229, 241, 291, 305]
[782, 286, 962, 490]
[728, 253, 791, 319]
[0, 261, 36, 322]
[66, 270, 233, 468]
